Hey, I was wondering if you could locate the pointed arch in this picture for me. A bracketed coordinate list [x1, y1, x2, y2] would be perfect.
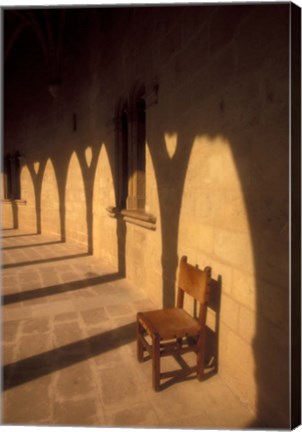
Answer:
[127, 81, 146, 210]
[115, 97, 129, 209]
[65, 151, 87, 248]
[41, 158, 60, 238]
[93, 142, 117, 265]
[18, 163, 36, 232]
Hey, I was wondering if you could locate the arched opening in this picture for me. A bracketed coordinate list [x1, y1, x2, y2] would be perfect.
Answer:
[126, 83, 146, 212]
[65, 152, 87, 248]
[115, 100, 129, 210]
[41, 158, 60, 238]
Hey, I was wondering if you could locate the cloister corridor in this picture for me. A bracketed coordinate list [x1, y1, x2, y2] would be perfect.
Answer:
[1, 228, 256, 428]
[2, 4, 300, 428]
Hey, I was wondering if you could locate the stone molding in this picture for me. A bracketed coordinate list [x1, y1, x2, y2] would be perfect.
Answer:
[1, 199, 27, 205]
[106, 206, 156, 230]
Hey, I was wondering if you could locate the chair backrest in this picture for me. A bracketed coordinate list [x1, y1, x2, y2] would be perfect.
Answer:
[177, 256, 211, 321]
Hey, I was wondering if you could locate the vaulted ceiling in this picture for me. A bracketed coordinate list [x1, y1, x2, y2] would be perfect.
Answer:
[4, 9, 66, 86]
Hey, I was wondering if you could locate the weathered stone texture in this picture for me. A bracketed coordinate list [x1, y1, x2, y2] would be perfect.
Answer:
[3, 4, 291, 428]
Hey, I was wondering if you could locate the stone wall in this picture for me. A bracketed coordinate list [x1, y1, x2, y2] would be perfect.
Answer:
[3, 5, 291, 427]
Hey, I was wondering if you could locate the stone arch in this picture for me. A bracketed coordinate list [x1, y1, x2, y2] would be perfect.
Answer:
[127, 81, 146, 211]
[18, 163, 36, 232]
[93, 142, 117, 266]
[115, 97, 129, 209]
[41, 158, 60, 238]
[65, 151, 87, 248]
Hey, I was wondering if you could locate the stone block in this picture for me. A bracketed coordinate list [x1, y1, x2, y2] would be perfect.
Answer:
[218, 322, 229, 360]
[53, 398, 101, 426]
[235, 5, 289, 76]
[232, 268, 256, 310]
[214, 229, 254, 272]
[182, 6, 212, 45]
[150, 380, 211, 422]
[105, 403, 159, 427]
[2, 274, 19, 289]
[22, 317, 50, 334]
[206, 308, 216, 332]
[55, 363, 96, 400]
[257, 280, 289, 329]
[178, 245, 197, 267]
[3, 375, 52, 424]
[226, 329, 255, 373]
[105, 303, 135, 318]
[17, 333, 52, 361]
[3, 320, 21, 342]
[179, 221, 214, 257]
[93, 343, 124, 370]
[54, 311, 79, 322]
[19, 269, 41, 282]
[2, 204, 14, 229]
[80, 307, 109, 326]
[54, 322, 84, 347]
[238, 305, 256, 344]
[159, 21, 182, 66]
[221, 190, 250, 232]
[219, 353, 257, 411]
[194, 252, 215, 279]
[3, 305, 33, 322]
[211, 261, 232, 296]
[220, 293, 240, 332]
[257, 383, 289, 428]
[98, 364, 141, 408]
[209, 6, 248, 53]
[252, 232, 289, 289]
[3, 343, 16, 366]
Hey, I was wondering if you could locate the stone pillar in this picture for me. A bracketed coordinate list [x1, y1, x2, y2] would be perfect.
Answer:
[9, 156, 17, 199]
[126, 101, 146, 211]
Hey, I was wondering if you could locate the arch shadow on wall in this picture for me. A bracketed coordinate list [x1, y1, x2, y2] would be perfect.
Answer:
[3, 4, 300, 429]
[13, 98, 291, 428]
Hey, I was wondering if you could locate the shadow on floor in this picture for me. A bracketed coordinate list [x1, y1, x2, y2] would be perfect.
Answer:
[2, 233, 39, 239]
[2, 252, 89, 269]
[2, 272, 123, 305]
[2, 240, 64, 251]
[3, 321, 136, 390]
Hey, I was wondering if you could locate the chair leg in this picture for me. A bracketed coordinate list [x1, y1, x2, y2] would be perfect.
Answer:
[177, 337, 183, 349]
[137, 320, 145, 362]
[197, 335, 205, 381]
[152, 335, 160, 391]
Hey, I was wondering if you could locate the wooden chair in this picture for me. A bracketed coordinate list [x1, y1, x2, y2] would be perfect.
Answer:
[137, 256, 211, 391]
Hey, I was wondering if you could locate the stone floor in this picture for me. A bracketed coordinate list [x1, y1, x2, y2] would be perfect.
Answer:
[1, 228, 256, 428]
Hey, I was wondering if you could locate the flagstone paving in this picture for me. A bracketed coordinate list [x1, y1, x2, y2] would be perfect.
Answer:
[1, 229, 256, 428]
